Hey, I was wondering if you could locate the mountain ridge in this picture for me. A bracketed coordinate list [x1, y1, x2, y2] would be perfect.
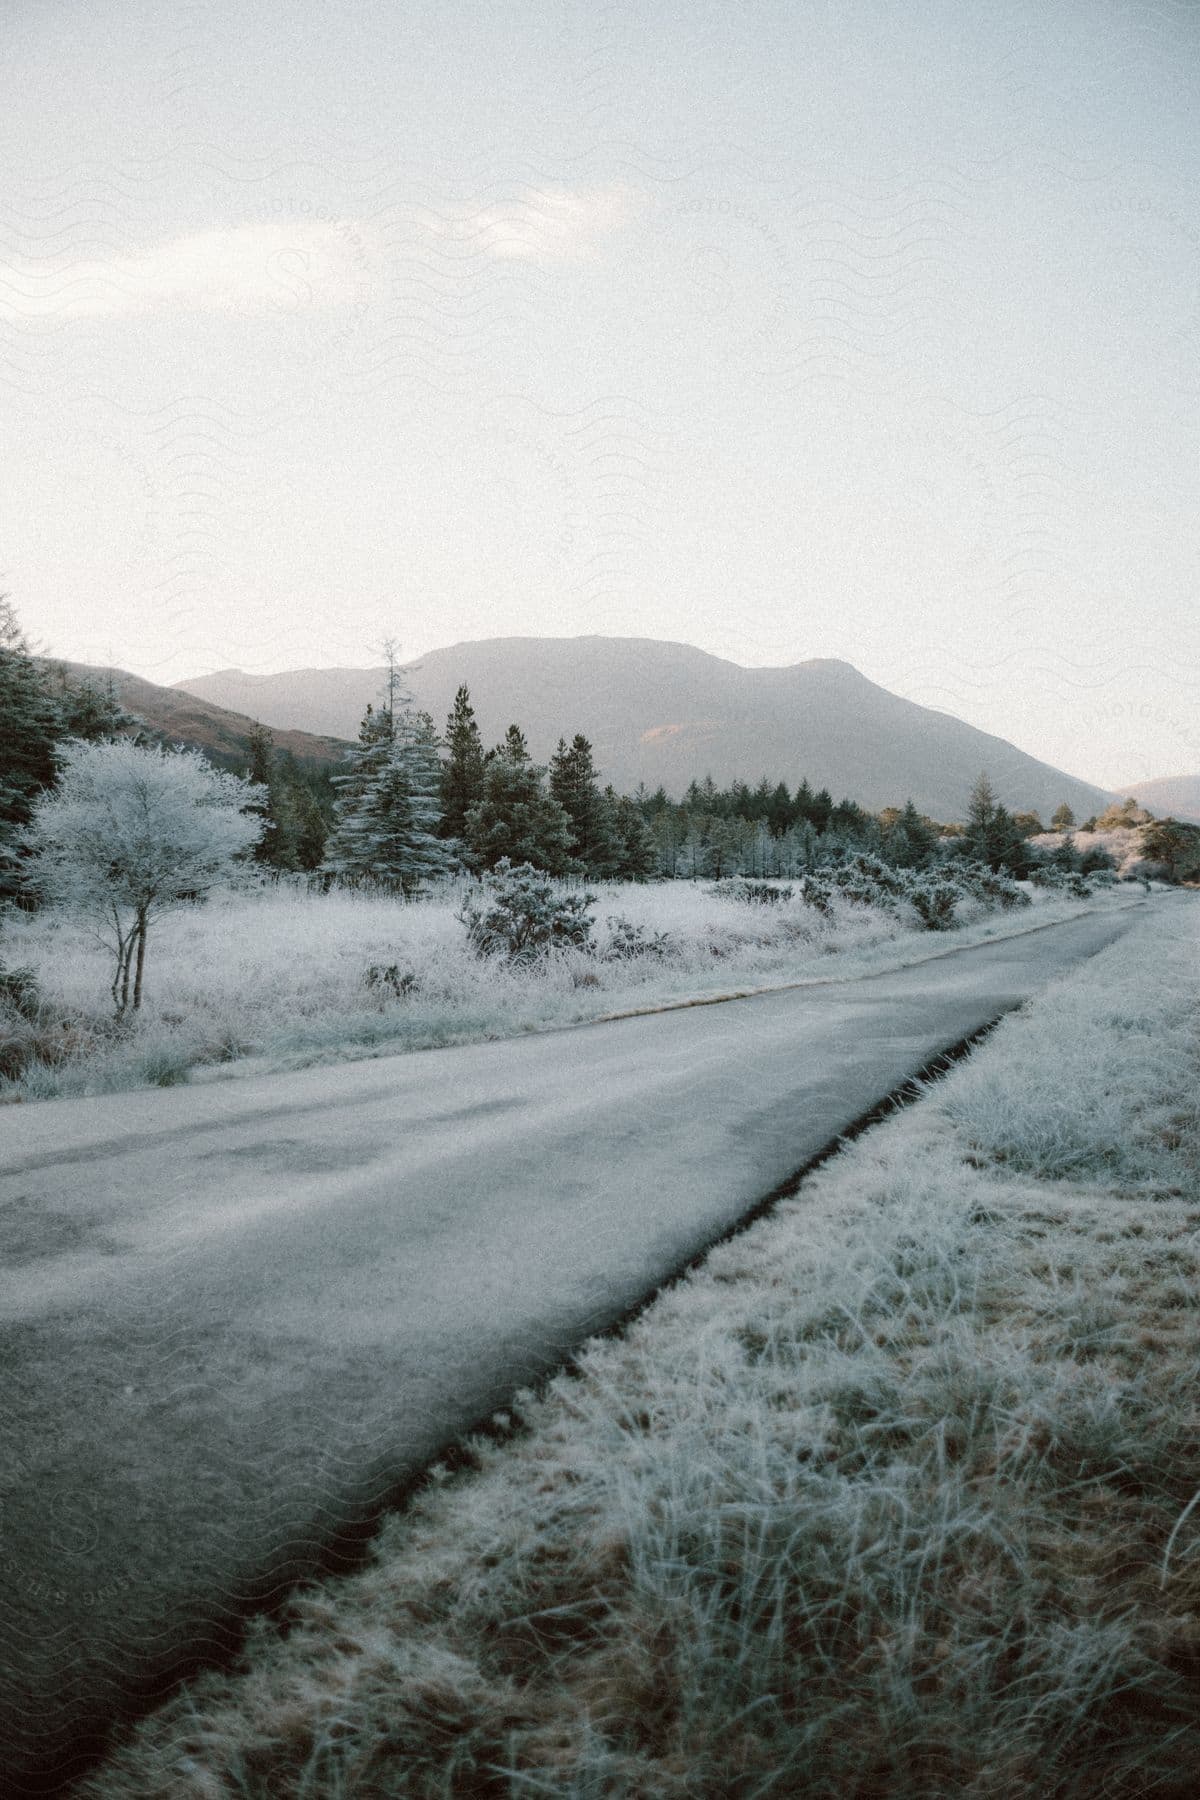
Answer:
[174, 635, 1116, 822]
[1118, 773, 1200, 825]
[44, 660, 353, 769]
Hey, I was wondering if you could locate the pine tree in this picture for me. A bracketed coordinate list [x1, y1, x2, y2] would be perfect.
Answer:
[986, 801, 1032, 876]
[245, 723, 295, 869]
[895, 798, 938, 868]
[439, 685, 485, 840]
[768, 781, 793, 835]
[965, 772, 996, 846]
[549, 734, 622, 877]
[609, 789, 657, 880]
[464, 734, 575, 874]
[1, 600, 59, 871]
[322, 682, 454, 894]
[499, 723, 530, 762]
[49, 665, 129, 742]
[1050, 801, 1076, 831]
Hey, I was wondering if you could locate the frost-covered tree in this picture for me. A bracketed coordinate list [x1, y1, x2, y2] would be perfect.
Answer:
[323, 698, 455, 895]
[22, 740, 264, 1015]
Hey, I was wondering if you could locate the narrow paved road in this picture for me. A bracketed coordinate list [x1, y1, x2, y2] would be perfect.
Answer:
[0, 905, 1142, 1789]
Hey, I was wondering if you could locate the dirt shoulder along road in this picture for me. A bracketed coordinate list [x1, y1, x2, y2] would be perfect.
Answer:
[0, 904, 1143, 1790]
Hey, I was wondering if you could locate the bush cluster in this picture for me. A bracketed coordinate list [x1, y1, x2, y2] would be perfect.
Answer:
[458, 860, 598, 964]
[601, 915, 677, 961]
[705, 878, 794, 906]
[797, 853, 1033, 932]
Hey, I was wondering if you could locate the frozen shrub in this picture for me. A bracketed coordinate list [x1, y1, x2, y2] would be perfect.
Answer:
[1030, 864, 1091, 898]
[907, 877, 959, 931]
[458, 859, 597, 963]
[601, 915, 676, 961]
[706, 878, 794, 906]
[805, 853, 908, 912]
[0, 960, 40, 1020]
[364, 962, 418, 999]
[0, 1009, 82, 1082]
[952, 861, 1031, 909]
[800, 873, 835, 916]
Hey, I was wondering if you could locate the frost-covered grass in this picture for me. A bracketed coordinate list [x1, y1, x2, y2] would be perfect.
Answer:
[76, 900, 1199, 1798]
[1, 875, 1123, 1102]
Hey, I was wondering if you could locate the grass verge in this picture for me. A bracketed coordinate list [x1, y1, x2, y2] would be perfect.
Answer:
[2, 878, 1126, 1103]
[76, 901, 1199, 1798]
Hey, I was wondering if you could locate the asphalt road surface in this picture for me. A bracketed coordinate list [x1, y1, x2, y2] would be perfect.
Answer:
[0, 904, 1143, 1789]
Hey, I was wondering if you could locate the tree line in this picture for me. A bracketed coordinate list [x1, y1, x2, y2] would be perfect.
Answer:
[7, 597, 1200, 922]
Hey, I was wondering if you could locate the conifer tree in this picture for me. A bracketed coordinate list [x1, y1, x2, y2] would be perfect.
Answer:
[0, 598, 62, 877]
[549, 734, 622, 877]
[608, 789, 657, 880]
[0, 600, 128, 896]
[964, 772, 996, 851]
[464, 731, 575, 873]
[293, 788, 330, 871]
[322, 662, 454, 894]
[244, 723, 295, 869]
[439, 684, 485, 840]
[768, 781, 793, 835]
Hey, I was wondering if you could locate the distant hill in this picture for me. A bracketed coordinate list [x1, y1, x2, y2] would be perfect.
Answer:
[1118, 774, 1200, 825]
[44, 661, 353, 770]
[177, 636, 1114, 822]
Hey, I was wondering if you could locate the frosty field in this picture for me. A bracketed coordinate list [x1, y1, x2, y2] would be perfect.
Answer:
[0, 874, 1126, 1102]
[73, 896, 1200, 1800]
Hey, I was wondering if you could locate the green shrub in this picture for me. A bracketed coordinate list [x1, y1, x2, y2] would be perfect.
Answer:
[908, 878, 959, 931]
[458, 859, 597, 963]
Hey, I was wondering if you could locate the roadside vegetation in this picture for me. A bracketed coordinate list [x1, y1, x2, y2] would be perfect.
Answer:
[1, 864, 1121, 1102]
[76, 897, 1199, 1799]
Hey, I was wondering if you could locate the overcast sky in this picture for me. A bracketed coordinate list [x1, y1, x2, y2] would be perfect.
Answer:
[3, 0, 1198, 787]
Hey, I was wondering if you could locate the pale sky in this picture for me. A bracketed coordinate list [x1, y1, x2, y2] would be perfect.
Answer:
[3, 0, 1198, 788]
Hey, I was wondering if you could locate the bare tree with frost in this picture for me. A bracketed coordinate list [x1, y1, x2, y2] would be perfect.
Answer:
[23, 739, 264, 1015]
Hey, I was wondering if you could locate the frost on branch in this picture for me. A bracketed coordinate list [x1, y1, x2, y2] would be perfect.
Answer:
[22, 739, 264, 1015]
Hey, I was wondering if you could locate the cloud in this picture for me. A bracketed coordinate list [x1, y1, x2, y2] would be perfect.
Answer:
[426, 183, 640, 263]
[0, 220, 369, 323]
[0, 185, 639, 324]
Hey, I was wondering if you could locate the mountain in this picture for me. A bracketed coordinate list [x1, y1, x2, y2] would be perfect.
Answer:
[176, 636, 1114, 823]
[1118, 774, 1200, 825]
[44, 661, 353, 770]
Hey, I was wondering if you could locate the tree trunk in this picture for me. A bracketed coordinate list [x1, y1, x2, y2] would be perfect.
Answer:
[132, 913, 149, 1011]
[113, 932, 133, 1017]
